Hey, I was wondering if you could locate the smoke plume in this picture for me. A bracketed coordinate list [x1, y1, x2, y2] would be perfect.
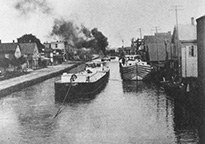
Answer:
[91, 28, 109, 54]
[14, 0, 52, 15]
[50, 18, 109, 54]
[50, 18, 92, 48]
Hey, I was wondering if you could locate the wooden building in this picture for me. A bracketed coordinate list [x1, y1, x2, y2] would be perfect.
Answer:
[19, 43, 40, 69]
[172, 18, 197, 78]
[0, 42, 22, 72]
[144, 32, 172, 70]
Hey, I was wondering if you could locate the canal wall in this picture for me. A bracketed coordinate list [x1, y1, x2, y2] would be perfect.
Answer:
[0, 62, 85, 97]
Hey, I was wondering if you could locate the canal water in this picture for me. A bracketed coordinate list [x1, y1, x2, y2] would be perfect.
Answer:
[0, 61, 201, 144]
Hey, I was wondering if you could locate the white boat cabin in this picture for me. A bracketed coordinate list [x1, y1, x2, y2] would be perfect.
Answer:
[60, 61, 109, 83]
[121, 55, 149, 66]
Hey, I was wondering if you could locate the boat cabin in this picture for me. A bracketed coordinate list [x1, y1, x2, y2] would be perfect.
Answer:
[60, 61, 109, 83]
[86, 62, 104, 68]
[125, 55, 141, 61]
[120, 54, 150, 67]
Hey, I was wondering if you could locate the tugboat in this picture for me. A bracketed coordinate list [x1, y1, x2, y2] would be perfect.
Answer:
[55, 61, 110, 102]
[119, 54, 152, 80]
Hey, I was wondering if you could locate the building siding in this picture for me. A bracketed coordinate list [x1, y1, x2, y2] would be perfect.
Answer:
[197, 16, 205, 85]
[181, 44, 198, 77]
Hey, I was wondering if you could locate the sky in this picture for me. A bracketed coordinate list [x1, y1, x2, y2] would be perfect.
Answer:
[0, 0, 205, 48]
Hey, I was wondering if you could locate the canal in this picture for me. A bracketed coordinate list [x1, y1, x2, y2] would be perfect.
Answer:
[0, 61, 201, 144]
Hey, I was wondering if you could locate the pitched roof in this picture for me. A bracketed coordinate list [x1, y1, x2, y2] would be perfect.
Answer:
[144, 33, 172, 43]
[175, 24, 196, 41]
[0, 43, 19, 53]
[19, 43, 38, 55]
[144, 35, 155, 43]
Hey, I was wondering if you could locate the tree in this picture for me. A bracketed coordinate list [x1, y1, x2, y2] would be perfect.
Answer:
[17, 34, 45, 52]
[0, 57, 9, 71]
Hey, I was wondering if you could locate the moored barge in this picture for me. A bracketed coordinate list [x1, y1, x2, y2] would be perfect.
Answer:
[55, 61, 110, 102]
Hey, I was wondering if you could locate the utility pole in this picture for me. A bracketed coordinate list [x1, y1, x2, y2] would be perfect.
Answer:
[122, 40, 124, 48]
[154, 26, 160, 34]
[139, 28, 142, 39]
[170, 5, 183, 78]
[151, 26, 160, 34]
[152, 26, 161, 71]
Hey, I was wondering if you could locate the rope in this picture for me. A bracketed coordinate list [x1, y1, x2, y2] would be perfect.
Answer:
[53, 74, 75, 119]
[53, 72, 110, 118]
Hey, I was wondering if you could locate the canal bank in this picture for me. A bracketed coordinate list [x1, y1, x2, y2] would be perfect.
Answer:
[0, 61, 85, 97]
[0, 61, 201, 144]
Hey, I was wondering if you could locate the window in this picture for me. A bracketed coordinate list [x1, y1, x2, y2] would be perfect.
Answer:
[55, 44, 58, 48]
[189, 45, 196, 57]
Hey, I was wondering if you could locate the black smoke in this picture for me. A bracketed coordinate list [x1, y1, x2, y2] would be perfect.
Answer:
[91, 28, 108, 55]
[50, 18, 109, 55]
[14, 0, 52, 15]
[50, 18, 92, 48]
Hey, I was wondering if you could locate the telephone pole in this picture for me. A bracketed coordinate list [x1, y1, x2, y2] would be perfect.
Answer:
[151, 26, 160, 34]
[151, 26, 161, 70]
[170, 5, 183, 30]
[122, 40, 124, 48]
[170, 5, 183, 78]
[154, 26, 160, 34]
[139, 28, 142, 39]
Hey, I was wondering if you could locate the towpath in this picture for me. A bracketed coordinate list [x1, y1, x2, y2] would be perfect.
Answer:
[0, 61, 84, 97]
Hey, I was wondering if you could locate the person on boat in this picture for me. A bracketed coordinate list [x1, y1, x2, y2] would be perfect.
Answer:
[70, 74, 77, 82]
[86, 76, 90, 82]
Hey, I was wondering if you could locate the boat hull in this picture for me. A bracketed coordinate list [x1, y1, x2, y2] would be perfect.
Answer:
[119, 62, 152, 81]
[55, 70, 110, 102]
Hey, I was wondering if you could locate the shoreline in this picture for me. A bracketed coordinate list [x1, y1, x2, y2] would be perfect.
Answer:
[0, 61, 85, 97]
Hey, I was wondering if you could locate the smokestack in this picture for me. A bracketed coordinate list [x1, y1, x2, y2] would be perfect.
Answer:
[191, 17, 195, 25]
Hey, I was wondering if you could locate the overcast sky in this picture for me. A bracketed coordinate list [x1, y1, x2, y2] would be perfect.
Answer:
[0, 0, 204, 48]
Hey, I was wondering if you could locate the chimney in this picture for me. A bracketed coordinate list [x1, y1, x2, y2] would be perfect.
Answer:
[191, 17, 195, 25]
[0, 40, 1, 43]
[13, 40, 15, 43]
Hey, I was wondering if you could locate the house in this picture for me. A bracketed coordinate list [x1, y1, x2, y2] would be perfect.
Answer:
[19, 43, 40, 69]
[0, 42, 22, 72]
[50, 41, 67, 54]
[144, 32, 172, 70]
[0, 42, 21, 60]
[44, 41, 79, 61]
[171, 18, 197, 78]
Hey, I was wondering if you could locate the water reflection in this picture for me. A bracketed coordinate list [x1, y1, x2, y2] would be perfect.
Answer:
[0, 62, 201, 143]
[122, 80, 153, 93]
[173, 98, 201, 143]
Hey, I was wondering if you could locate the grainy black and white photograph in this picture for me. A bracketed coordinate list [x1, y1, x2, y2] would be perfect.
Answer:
[0, 0, 205, 143]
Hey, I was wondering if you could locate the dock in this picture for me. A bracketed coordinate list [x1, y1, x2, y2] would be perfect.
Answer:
[0, 61, 85, 97]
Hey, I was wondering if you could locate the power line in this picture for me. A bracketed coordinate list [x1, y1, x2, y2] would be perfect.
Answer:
[155, 26, 160, 33]
[151, 26, 161, 70]
[151, 26, 161, 34]
[170, 5, 183, 29]
[170, 5, 183, 77]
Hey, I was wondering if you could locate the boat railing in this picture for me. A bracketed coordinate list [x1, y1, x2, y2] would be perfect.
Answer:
[61, 70, 103, 83]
